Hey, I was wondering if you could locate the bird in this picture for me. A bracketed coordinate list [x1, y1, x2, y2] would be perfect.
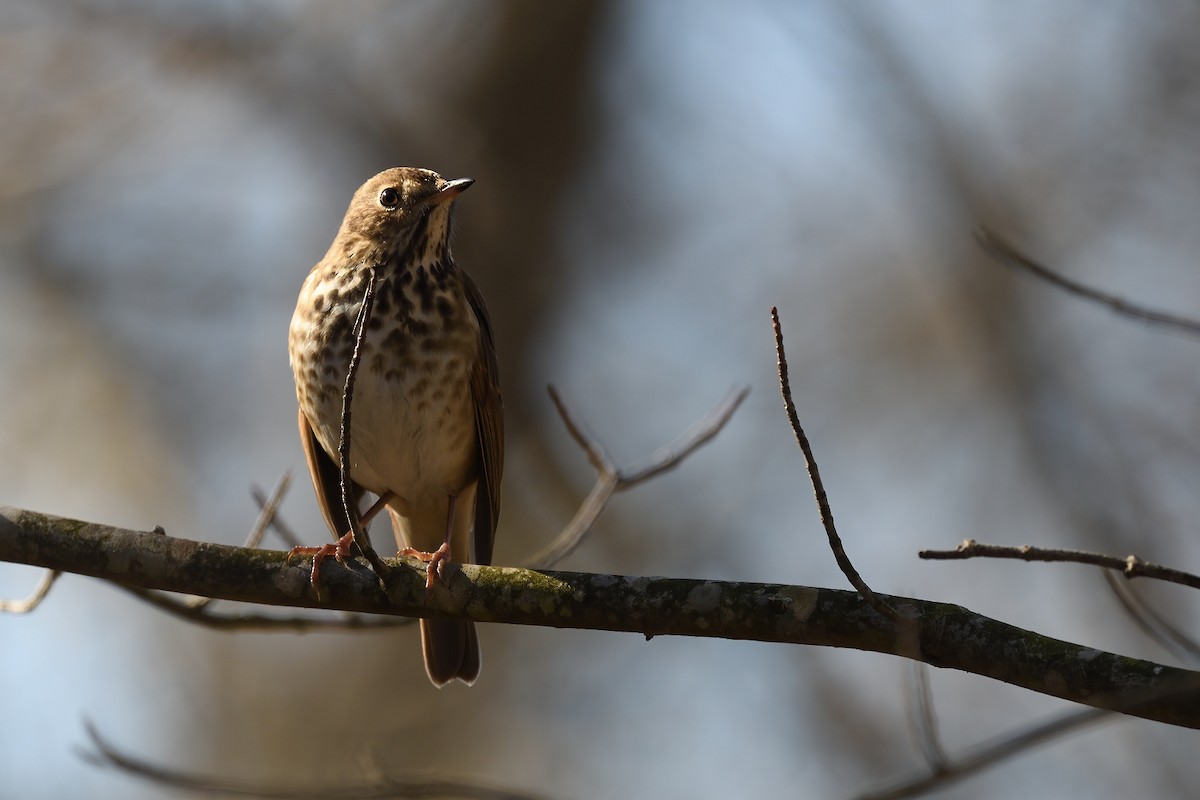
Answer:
[287, 167, 503, 687]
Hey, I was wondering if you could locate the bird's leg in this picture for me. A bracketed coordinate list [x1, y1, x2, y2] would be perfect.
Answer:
[399, 494, 458, 594]
[288, 491, 396, 598]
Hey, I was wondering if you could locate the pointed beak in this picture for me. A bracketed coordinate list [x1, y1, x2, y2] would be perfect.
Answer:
[428, 178, 474, 205]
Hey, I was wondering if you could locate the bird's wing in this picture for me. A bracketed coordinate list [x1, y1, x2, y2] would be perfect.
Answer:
[461, 270, 504, 566]
[298, 407, 367, 541]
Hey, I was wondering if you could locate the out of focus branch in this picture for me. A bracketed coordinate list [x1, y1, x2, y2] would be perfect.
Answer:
[83, 720, 548, 800]
[974, 227, 1200, 337]
[5, 506, 1200, 729]
[859, 705, 1110, 800]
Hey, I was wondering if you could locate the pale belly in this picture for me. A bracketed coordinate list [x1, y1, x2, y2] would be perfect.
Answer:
[289, 268, 481, 510]
[304, 350, 478, 505]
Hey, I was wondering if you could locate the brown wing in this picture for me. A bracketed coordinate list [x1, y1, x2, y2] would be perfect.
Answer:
[461, 270, 504, 566]
[298, 408, 367, 541]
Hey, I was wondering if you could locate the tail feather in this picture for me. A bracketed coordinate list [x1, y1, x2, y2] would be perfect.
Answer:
[421, 618, 481, 687]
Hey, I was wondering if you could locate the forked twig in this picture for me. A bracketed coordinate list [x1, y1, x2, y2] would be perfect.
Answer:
[249, 485, 304, 550]
[974, 227, 1200, 337]
[525, 384, 749, 569]
[771, 306, 903, 625]
[920, 539, 1200, 592]
[82, 720, 547, 800]
[186, 473, 293, 612]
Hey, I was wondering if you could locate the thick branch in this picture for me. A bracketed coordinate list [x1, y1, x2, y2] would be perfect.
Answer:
[4, 506, 1200, 729]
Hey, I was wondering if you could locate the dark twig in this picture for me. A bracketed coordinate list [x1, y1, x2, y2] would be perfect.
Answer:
[340, 267, 390, 582]
[771, 306, 903, 625]
[919, 539, 1200, 592]
[525, 385, 748, 569]
[0, 568, 60, 613]
[1104, 571, 1200, 664]
[974, 227, 1200, 337]
[82, 720, 548, 800]
[858, 706, 1111, 800]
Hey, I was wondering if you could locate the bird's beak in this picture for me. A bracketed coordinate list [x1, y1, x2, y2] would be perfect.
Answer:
[428, 178, 474, 205]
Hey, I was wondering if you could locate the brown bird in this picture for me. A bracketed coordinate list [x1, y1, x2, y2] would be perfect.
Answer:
[288, 167, 503, 687]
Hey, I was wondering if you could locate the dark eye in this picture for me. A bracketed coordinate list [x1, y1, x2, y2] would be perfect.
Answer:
[379, 187, 400, 209]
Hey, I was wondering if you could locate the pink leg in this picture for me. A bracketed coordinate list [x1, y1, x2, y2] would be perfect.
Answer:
[288, 491, 396, 599]
[399, 494, 458, 593]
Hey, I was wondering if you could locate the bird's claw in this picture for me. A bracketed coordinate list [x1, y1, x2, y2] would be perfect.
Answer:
[288, 531, 356, 599]
[398, 541, 453, 596]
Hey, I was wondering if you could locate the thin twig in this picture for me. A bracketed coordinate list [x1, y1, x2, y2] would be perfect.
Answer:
[858, 707, 1111, 800]
[0, 568, 60, 613]
[771, 306, 902, 624]
[340, 267, 389, 582]
[82, 720, 548, 800]
[919, 539, 1200, 591]
[1104, 571, 1200, 664]
[524, 385, 748, 569]
[974, 227, 1200, 337]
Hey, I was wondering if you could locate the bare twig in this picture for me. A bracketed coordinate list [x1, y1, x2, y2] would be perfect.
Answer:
[340, 267, 389, 582]
[858, 706, 1110, 800]
[974, 227, 1200, 337]
[0, 568, 60, 613]
[525, 384, 749, 569]
[919, 539, 1200, 592]
[771, 306, 902, 625]
[1104, 571, 1200, 664]
[82, 720, 548, 800]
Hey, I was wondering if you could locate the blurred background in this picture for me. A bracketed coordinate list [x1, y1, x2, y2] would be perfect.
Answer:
[2, 1, 1200, 798]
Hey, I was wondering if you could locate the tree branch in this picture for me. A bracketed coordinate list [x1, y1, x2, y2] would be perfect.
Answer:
[5, 506, 1200, 729]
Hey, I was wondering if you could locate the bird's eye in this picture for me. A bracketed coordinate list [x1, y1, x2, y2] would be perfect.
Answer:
[379, 188, 400, 209]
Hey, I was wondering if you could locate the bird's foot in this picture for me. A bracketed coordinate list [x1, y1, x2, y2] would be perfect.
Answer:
[398, 541, 453, 595]
[287, 531, 356, 600]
